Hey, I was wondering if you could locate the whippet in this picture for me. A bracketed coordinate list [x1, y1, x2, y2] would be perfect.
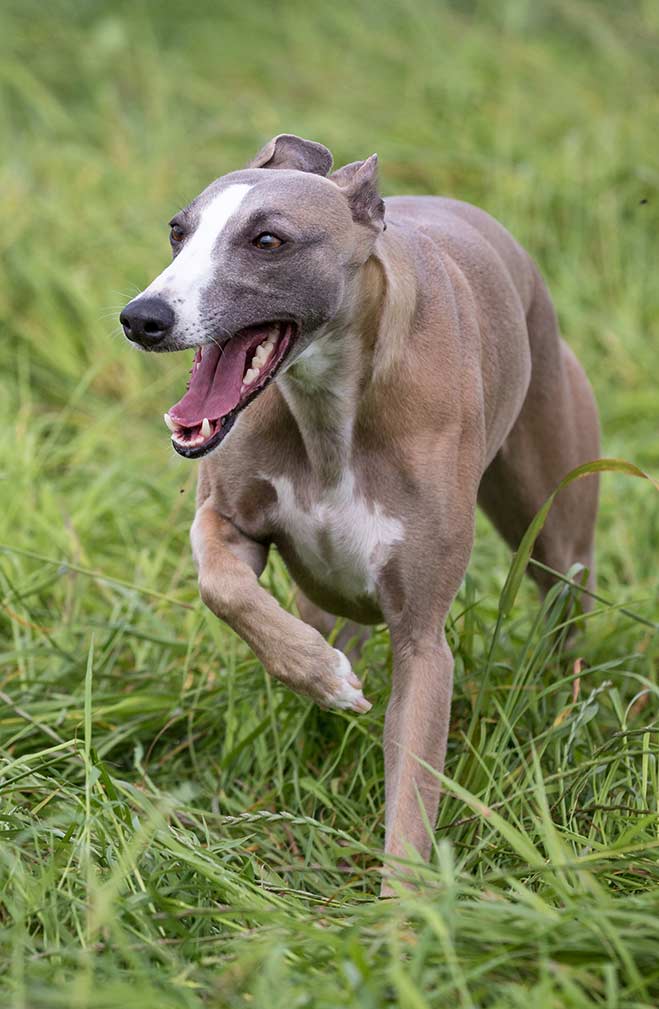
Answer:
[120, 134, 600, 890]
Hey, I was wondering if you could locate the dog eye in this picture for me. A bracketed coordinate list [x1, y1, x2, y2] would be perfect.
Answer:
[253, 232, 284, 250]
[169, 223, 185, 244]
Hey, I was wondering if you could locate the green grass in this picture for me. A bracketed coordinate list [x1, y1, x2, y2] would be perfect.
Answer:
[1, 0, 658, 1005]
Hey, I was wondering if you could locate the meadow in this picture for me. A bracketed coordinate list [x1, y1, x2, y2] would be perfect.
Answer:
[0, 0, 658, 1005]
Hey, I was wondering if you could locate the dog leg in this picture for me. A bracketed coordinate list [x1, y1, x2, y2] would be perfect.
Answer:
[377, 494, 478, 895]
[380, 629, 454, 893]
[478, 272, 600, 606]
[191, 502, 371, 713]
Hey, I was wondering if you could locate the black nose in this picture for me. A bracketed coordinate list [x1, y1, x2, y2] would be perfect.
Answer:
[120, 297, 175, 348]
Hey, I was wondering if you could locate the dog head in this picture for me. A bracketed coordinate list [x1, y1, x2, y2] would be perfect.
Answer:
[120, 134, 385, 458]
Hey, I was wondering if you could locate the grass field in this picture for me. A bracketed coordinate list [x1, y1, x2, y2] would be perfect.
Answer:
[1, 0, 658, 1005]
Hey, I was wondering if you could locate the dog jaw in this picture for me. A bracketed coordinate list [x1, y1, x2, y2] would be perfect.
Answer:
[164, 321, 295, 458]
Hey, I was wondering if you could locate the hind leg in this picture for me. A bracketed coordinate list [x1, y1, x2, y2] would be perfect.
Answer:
[478, 274, 600, 607]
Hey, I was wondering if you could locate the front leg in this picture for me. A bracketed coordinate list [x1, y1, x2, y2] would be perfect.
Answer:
[378, 488, 478, 893]
[381, 627, 455, 884]
[191, 501, 371, 713]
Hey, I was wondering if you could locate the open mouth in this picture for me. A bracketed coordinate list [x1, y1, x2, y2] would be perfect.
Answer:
[164, 321, 295, 458]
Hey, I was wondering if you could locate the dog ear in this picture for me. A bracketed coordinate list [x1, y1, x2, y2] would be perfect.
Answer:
[330, 155, 385, 231]
[247, 134, 333, 176]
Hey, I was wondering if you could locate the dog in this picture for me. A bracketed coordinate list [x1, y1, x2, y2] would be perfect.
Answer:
[120, 134, 600, 891]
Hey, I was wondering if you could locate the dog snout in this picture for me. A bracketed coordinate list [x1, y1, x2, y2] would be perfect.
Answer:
[120, 296, 175, 348]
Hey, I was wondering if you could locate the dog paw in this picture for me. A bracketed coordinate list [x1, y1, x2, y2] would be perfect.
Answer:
[324, 650, 372, 714]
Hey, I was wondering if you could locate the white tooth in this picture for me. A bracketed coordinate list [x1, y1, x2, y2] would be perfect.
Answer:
[163, 413, 177, 433]
[201, 418, 211, 438]
[254, 343, 273, 367]
[243, 367, 260, 385]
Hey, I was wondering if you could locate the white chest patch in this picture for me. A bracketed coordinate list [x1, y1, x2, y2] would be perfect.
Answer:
[268, 471, 404, 601]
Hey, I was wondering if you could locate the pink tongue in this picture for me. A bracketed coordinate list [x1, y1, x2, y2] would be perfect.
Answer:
[168, 338, 250, 427]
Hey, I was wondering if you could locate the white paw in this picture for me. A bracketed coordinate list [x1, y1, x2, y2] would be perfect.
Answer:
[326, 650, 372, 714]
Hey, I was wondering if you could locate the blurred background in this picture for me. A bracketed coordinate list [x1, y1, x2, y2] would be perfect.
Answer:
[1, 0, 657, 589]
[0, 1, 658, 1005]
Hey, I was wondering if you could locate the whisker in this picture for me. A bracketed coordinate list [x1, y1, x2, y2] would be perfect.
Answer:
[99, 310, 127, 321]
[104, 286, 144, 303]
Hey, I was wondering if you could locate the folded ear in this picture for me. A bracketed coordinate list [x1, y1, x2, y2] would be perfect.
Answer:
[247, 134, 333, 176]
[330, 154, 385, 231]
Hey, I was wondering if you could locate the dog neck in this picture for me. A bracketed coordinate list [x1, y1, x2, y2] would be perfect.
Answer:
[278, 231, 415, 482]
[277, 233, 415, 483]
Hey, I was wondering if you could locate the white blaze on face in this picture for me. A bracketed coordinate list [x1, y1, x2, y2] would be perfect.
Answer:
[142, 182, 252, 341]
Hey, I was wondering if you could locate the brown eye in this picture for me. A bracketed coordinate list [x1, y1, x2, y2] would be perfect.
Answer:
[169, 223, 185, 244]
[253, 232, 283, 250]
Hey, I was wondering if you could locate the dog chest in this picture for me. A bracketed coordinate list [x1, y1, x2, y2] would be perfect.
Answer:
[266, 471, 404, 601]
